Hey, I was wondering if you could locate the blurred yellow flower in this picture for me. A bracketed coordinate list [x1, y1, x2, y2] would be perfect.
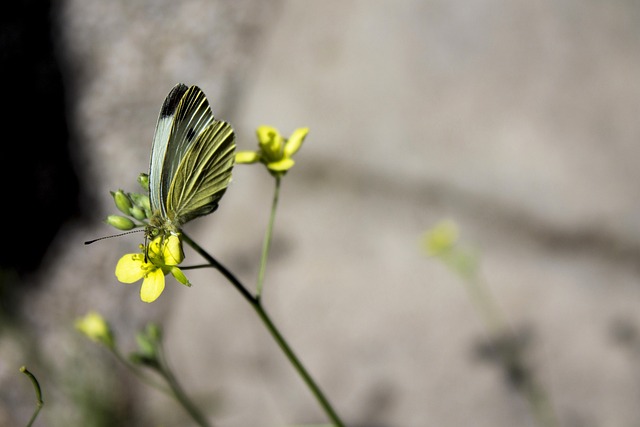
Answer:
[422, 219, 459, 256]
[75, 311, 114, 348]
[236, 126, 309, 176]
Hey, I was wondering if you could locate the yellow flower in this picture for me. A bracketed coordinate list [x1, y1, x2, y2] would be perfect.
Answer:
[422, 219, 478, 280]
[75, 311, 114, 348]
[115, 234, 190, 303]
[422, 219, 459, 256]
[236, 126, 308, 176]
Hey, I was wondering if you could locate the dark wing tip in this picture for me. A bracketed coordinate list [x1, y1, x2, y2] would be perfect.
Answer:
[159, 83, 189, 119]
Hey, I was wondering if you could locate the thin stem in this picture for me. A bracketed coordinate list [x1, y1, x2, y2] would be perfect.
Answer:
[109, 348, 173, 397]
[253, 301, 344, 427]
[108, 336, 210, 426]
[181, 264, 216, 270]
[257, 176, 281, 297]
[155, 340, 212, 427]
[182, 233, 345, 427]
[464, 275, 505, 336]
[460, 272, 559, 427]
[182, 233, 254, 305]
[521, 375, 560, 427]
[19, 366, 43, 427]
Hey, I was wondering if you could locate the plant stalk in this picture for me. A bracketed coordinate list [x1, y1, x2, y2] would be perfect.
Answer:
[182, 232, 345, 427]
[257, 176, 281, 297]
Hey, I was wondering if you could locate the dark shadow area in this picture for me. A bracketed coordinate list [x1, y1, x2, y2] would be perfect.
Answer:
[0, 0, 81, 314]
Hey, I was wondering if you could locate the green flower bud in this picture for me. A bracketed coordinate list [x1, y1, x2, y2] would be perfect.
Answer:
[105, 215, 136, 230]
[135, 331, 156, 358]
[138, 173, 150, 191]
[112, 190, 133, 215]
[129, 206, 147, 221]
[145, 323, 162, 342]
[130, 193, 151, 212]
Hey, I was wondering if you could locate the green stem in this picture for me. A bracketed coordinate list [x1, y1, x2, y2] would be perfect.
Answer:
[110, 344, 209, 426]
[20, 366, 43, 427]
[460, 272, 558, 427]
[465, 275, 505, 336]
[182, 233, 345, 427]
[521, 375, 560, 427]
[252, 301, 344, 427]
[155, 340, 212, 427]
[257, 176, 281, 297]
[109, 348, 173, 397]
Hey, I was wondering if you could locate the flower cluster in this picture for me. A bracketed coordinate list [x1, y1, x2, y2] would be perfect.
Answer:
[105, 175, 152, 231]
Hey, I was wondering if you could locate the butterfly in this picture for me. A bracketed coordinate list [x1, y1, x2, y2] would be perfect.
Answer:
[146, 83, 236, 240]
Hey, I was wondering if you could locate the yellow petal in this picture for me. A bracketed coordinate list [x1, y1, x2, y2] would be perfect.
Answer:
[267, 158, 295, 172]
[235, 151, 261, 164]
[257, 126, 283, 159]
[115, 253, 146, 283]
[256, 125, 279, 145]
[164, 234, 184, 266]
[140, 269, 165, 303]
[284, 127, 309, 157]
[147, 237, 163, 259]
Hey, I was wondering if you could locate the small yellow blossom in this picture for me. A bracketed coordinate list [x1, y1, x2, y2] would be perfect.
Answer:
[115, 234, 190, 303]
[422, 219, 478, 280]
[75, 311, 114, 348]
[236, 126, 309, 176]
[422, 219, 459, 256]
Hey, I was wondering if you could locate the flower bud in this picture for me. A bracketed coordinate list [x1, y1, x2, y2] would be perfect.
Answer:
[112, 190, 133, 215]
[135, 331, 156, 357]
[105, 215, 136, 230]
[129, 206, 147, 221]
[129, 193, 151, 212]
[145, 323, 162, 342]
[137, 173, 150, 191]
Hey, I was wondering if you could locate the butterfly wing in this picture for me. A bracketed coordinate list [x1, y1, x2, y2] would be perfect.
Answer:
[149, 84, 216, 218]
[167, 119, 236, 225]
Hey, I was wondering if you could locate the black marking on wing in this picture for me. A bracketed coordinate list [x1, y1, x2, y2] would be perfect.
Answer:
[186, 127, 196, 142]
[159, 83, 188, 119]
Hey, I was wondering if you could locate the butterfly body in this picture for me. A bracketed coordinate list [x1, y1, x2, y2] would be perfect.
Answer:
[146, 83, 236, 240]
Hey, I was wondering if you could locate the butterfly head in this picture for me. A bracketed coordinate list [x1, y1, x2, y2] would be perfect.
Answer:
[145, 211, 180, 240]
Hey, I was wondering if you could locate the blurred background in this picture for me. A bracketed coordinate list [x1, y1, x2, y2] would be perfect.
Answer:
[1, 0, 640, 426]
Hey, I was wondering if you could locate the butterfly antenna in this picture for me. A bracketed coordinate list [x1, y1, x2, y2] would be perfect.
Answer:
[84, 229, 143, 245]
